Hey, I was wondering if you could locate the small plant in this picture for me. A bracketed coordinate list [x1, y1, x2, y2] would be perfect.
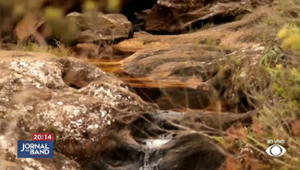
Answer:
[16, 42, 73, 57]
[235, 24, 300, 169]
[259, 44, 283, 67]
[277, 24, 300, 52]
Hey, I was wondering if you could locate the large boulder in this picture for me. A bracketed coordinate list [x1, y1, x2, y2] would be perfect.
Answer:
[0, 50, 156, 168]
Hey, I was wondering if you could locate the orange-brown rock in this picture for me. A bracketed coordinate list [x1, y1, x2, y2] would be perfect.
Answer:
[145, 1, 252, 33]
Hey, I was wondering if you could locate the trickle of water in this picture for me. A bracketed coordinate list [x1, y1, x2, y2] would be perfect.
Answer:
[139, 147, 152, 170]
[139, 139, 171, 170]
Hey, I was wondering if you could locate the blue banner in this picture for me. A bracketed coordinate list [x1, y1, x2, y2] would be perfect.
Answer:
[17, 140, 54, 158]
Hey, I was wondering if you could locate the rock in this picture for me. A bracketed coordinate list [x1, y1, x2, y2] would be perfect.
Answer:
[113, 42, 267, 112]
[142, 109, 257, 136]
[145, 1, 250, 33]
[121, 44, 228, 79]
[58, 12, 135, 56]
[1, 149, 81, 170]
[12, 0, 147, 45]
[156, 0, 205, 8]
[113, 5, 269, 54]
[88, 109, 240, 170]
[0, 1, 15, 43]
[0, 155, 80, 170]
[13, 11, 48, 44]
[118, 0, 156, 21]
[178, 110, 258, 133]
[73, 42, 132, 59]
[0, 120, 81, 170]
[145, 4, 183, 34]
[119, 44, 231, 110]
[0, 50, 157, 168]
[72, 43, 101, 58]
[0, 44, 264, 169]
[153, 133, 226, 170]
[41, 0, 83, 14]
[67, 12, 133, 43]
[132, 10, 151, 31]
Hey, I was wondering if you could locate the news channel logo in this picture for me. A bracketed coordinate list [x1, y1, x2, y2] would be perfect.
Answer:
[17, 133, 54, 158]
[265, 139, 286, 157]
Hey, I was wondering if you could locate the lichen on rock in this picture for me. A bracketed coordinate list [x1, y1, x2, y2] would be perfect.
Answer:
[0, 50, 156, 167]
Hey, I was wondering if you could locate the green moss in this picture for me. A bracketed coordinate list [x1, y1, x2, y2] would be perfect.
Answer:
[47, 125, 63, 153]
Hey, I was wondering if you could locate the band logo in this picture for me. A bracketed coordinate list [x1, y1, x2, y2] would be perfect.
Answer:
[17, 133, 54, 158]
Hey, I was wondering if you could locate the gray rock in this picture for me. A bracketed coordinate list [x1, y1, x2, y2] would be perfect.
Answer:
[0, 50, 156, 169]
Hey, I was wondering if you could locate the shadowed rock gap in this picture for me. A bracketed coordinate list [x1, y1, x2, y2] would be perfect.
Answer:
[186, 9, 249, 32]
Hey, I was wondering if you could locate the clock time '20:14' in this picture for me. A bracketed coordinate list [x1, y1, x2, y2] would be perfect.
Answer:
[32, 133, 54, 141]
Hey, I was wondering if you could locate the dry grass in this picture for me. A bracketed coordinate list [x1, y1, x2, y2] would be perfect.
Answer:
[214, 0, 300, 169]
[13, 42, 74, 57]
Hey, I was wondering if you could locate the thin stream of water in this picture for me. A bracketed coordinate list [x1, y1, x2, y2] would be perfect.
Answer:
[139, 139, 170, 170]
[139, 147, 152, 170]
